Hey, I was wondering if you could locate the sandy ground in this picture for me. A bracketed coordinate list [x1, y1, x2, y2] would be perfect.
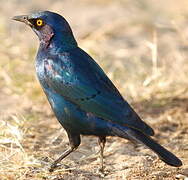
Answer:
[0, 0, 188, 179]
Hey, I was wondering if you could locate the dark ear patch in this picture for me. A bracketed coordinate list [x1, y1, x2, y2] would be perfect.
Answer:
[40, 24, 54, 48]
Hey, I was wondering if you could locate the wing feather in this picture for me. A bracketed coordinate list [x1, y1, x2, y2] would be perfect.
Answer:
[45, 48, 154, 136]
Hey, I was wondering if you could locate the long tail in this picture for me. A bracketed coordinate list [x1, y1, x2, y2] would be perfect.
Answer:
[112, 126, 182, 167]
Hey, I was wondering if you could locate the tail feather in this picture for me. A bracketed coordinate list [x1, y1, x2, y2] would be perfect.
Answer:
[113, 126, 182, 167]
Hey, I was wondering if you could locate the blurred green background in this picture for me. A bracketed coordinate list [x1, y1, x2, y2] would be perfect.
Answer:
[0, 0, 188, 179]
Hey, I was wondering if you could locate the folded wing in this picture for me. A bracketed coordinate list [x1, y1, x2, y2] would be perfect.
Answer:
[45, 48, 154, 136]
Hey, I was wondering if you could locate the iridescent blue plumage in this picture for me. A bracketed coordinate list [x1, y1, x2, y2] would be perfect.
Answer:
[13, 11, 182, 172]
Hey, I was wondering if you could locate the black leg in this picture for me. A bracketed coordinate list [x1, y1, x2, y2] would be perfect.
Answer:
[98, 136, 106, 172]
[49, 132, 80, 172]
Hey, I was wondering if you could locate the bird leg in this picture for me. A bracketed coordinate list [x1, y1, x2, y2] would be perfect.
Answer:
[98, 136, 106, 172]
[49, 147, 77, 172]
[49, 133, 80, 172]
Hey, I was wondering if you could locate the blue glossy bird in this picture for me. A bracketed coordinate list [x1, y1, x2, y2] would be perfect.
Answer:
[13, 11, 182, 172]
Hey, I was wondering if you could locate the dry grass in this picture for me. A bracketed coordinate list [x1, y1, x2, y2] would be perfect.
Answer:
[0, 0, 188, 179]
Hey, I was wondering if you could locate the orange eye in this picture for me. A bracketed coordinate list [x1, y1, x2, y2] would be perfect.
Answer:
[36, 19, 43, 26]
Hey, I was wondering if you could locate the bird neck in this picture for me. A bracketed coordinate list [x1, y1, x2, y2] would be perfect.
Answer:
[40, 31, 78, 52]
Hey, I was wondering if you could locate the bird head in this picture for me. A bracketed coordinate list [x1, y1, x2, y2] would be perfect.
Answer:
[13, 11, 77, 50]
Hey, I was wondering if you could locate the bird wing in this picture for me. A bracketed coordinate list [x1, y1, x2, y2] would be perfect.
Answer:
[44, 48, 154, 136]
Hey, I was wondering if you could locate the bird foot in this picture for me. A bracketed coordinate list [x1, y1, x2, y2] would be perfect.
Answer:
[99, 167, 104, 173]
[97, 167, 108, 177]
[49, 162, 70, 172]
[49, 163, 59, 172]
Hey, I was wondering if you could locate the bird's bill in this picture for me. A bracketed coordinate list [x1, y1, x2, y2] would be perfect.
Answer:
[12, 15, 33, 27]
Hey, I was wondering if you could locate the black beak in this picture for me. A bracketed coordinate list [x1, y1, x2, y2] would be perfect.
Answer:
[12, 15, 33, 27]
